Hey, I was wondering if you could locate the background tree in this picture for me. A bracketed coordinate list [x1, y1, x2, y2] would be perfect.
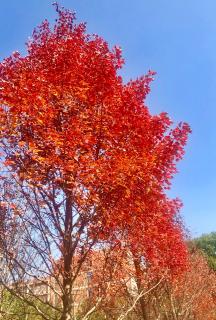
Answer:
[192, 232, 216, 271]
[90, 250, 216, 320]
[149, 250, 216, 320]
[0, 4, 190, 319]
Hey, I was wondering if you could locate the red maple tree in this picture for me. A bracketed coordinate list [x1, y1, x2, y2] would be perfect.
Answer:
[146, 250, 216, 320]
[0, 4, 190, 319]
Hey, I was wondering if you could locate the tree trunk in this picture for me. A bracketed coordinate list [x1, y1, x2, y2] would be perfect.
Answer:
[133, 255, 149, 320]
[60, 279, 74, 320]
[60, 193, 74, 320]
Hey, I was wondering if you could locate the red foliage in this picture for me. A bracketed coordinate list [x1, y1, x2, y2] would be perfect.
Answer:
[168, 251, 216, 319]
[0, 4, 190, 274]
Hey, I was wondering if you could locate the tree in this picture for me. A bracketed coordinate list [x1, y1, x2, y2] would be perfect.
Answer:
[79, 250, 216, 320]
[148, 250, 216, 320]
[0, 290, 59, 320]
[192, 232, 216, 271]
[0, 4, 190, 319]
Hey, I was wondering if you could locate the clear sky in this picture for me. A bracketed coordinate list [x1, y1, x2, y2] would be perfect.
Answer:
[0, 0, 215, 237]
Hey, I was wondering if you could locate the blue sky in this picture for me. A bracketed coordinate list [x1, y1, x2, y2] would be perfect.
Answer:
[0, 0, 215, 237]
